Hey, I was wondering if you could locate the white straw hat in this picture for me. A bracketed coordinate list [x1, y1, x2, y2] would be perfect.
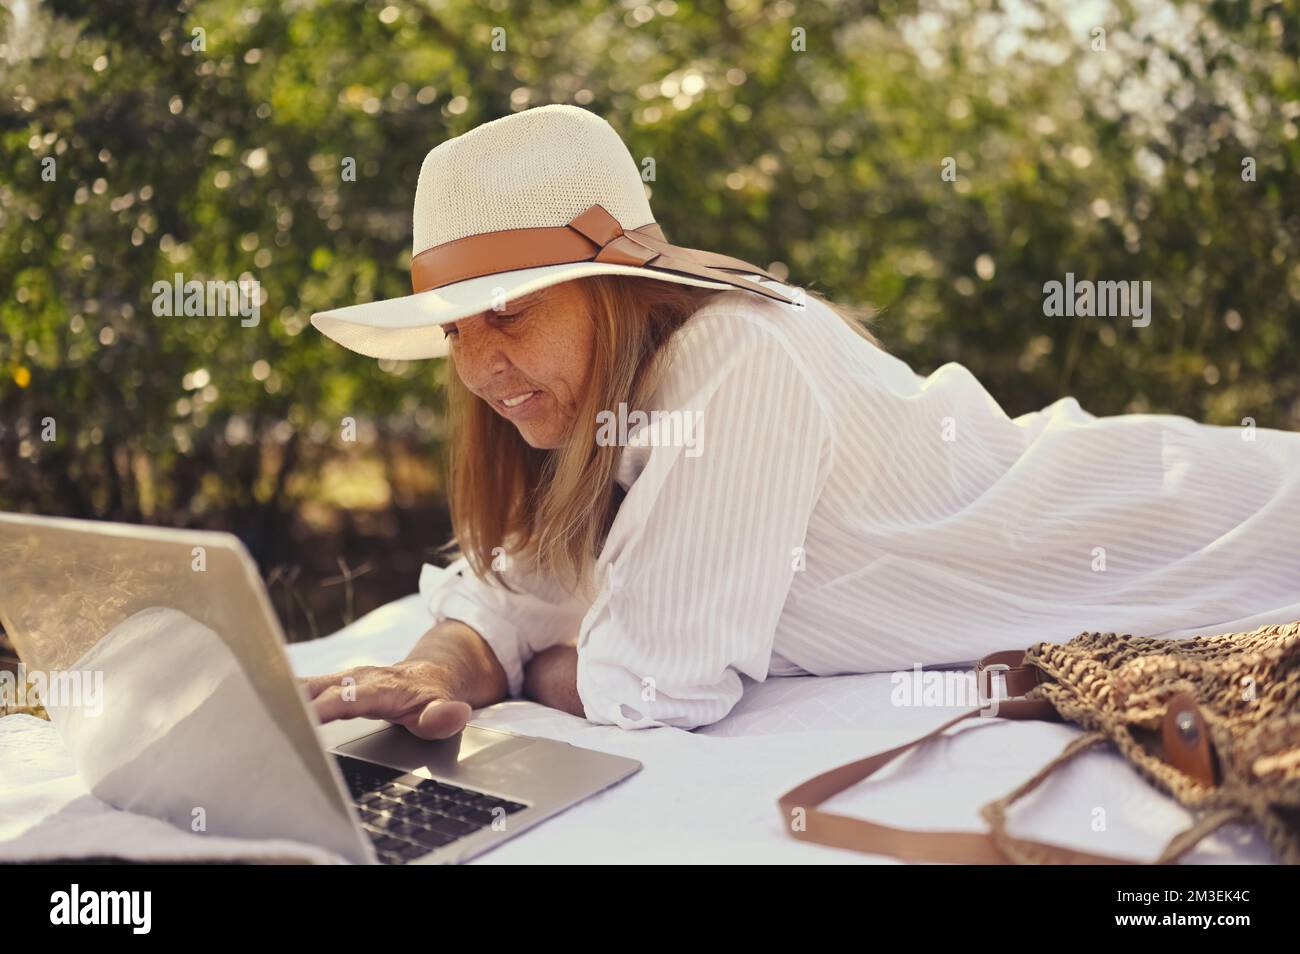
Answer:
[310, 104, 795, 360]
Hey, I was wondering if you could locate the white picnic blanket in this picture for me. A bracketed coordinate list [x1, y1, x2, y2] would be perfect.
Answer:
[0, 594, 1277, 864]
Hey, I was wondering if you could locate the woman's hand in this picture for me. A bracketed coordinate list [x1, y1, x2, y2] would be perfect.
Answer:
[303, 660, 473, 740]
[302, 618, 510, 740]
[522, 644, 584, 718]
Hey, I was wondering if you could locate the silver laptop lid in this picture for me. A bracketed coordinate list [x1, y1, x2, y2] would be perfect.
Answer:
[0, 512, 373, 863]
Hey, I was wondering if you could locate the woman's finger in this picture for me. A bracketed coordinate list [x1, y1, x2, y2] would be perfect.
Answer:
[301, 669, 363, 700]
[311, 680, 407, 724]
[406, 699, 473, 741]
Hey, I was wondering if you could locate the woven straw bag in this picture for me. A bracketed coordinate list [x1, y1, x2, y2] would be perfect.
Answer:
[778, 620, 1300, 864]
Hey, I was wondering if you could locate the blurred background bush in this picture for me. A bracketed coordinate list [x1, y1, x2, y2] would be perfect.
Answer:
[1, 0, 1297, 647]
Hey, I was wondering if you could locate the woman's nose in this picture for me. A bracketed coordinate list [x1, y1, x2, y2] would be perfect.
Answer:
[451, 322, 511, 378]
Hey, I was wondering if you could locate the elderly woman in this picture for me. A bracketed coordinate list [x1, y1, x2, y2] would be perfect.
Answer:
[306, 105, 1300, 739]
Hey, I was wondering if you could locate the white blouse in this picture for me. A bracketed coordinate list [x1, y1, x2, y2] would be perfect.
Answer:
[420, 281, 1300, 730]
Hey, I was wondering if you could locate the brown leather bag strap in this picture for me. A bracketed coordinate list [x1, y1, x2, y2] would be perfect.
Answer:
[978, 731, 1243, 864]
[775, 651, 1226, 864]
[778, 698, 1097, 864]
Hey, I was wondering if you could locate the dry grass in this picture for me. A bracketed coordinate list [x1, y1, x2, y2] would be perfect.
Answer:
[0, 702, 49, 720]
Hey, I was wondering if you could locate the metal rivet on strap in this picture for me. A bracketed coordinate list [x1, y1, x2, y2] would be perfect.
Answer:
[1175, 709, 1199, 742]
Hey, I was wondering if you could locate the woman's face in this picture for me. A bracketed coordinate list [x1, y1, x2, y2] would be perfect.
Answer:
[443, 281, 595, 449]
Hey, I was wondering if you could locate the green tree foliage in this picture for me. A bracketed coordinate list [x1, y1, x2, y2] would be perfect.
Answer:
[1, 0, 1297, 542]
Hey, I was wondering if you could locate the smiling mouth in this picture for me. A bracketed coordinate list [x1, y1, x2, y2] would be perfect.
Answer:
[493, 390, 544, 418]
[500, 391, 538, 408]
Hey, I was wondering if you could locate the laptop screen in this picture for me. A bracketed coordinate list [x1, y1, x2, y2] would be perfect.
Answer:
[0, 513, 371, 863]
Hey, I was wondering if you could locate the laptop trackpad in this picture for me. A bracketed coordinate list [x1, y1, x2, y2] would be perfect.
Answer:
[334, 724, 535, 775]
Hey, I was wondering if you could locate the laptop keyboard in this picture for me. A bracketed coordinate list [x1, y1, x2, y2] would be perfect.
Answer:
[336, 755, 528, 864]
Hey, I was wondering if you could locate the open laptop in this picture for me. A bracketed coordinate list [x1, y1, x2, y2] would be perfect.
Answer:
[0, 512, 641, 864]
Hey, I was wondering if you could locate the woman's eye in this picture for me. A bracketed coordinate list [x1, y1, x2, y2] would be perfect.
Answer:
[443, 307, 526, 340]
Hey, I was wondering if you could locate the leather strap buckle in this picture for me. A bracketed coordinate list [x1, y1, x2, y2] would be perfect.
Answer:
[977, 662, 1011, 707]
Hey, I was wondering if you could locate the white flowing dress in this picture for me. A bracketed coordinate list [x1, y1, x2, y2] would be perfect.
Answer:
[419, 283, 1300, 730]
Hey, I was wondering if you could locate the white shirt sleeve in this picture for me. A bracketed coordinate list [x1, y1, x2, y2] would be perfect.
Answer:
[575, 321, 834, 730]
[418, 554, 588, 699]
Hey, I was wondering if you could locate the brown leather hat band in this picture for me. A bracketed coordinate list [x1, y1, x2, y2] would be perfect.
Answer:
[410, 203, 795, 305]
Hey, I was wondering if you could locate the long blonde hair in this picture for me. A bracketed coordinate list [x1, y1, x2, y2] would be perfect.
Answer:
[438, 275, 878, 598]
